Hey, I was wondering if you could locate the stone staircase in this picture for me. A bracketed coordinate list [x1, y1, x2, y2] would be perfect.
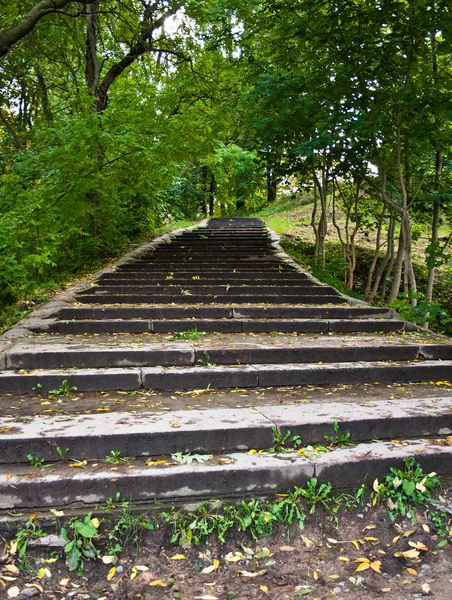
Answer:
[0, 218, 451, 511]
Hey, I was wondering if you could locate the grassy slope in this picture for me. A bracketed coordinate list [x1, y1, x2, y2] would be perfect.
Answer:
[243, 195, 452, 335]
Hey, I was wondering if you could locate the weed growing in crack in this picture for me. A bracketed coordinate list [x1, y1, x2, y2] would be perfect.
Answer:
[48, 379, 77, 397]
[196, 351, 217, 366]
[171, 328, 207, 340]
[27, 454, 45, 467]
[267, 426, 302, 453]
[323, 422, 354, 448]
[104, 451, 130, 464]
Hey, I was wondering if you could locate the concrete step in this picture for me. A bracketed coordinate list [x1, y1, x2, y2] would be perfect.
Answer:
[75, 294, 345, 304]
[53, 306, 393, 320]
[1, 360, 451, 394]
[79, 284, 332, 295]
[37, 318, 405, 335]
[98, 275, 311, 283]
[1, 397, 450, 465]
[1, 438, 451, 509]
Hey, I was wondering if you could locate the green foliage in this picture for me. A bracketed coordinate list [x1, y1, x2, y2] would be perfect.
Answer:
[267, 426, 302, 453]
[27, 454, 45, 467]
[106, 502, 154, 556]
[48, 380, 77, 397]
[104, 451, 129, 465]
[371, 457, 439, 521]
[13, 519, 46, 558]
[61, 513, 101, 573]
[323, 422, 354, 449]
[391, 292, 452, 334]
[297, 478, 335, 515]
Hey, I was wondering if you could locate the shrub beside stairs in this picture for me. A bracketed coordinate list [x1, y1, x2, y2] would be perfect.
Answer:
[0, 218, 451, 511]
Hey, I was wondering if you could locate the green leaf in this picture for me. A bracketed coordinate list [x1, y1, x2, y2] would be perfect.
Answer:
[402, 480, 415, 497]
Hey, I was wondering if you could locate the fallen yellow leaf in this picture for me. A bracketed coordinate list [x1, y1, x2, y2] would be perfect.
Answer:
[169, 554, 186, 560]
[107, 567, 116, 580]
[149, 580, 167, 587]
[406, 568, 418, 576]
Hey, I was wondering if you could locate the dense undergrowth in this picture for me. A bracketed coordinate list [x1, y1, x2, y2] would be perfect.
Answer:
[0, 218, 197, 335]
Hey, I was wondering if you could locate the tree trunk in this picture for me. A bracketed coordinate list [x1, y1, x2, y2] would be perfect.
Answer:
[365, 204, 385, 300]
[369, 214, 395, 301]
[209, 173, 215, 217]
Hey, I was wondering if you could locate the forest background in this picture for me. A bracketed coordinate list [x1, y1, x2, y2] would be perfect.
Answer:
[0, 0, 451, 333]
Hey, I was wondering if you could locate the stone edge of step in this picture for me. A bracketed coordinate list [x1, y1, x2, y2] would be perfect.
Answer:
[1, 360, 451, 393]
[0, 396, 451, 464]
[1, 438, 451, 509]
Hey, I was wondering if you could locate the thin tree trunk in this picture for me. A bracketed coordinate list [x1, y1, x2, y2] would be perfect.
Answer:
[209, 173, 215, 217]
[369, 214, 395, 301]
[365, 204, 385, 300]
[387, 224, 405, 304]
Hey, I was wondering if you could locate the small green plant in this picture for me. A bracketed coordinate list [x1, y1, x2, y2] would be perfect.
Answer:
[49, 379, 77, 397]
[104, 450, 130, 464]
[225, 283, 231, 292]
[171, 328, 207, 340]
[61, 513, 101, 573]
[56, 446, 71, 461]
[162, 502, 235, 545]
[271, 487, 307, 529]
[428, 509, 452, 545]
[27, 454, 45, 467]
[324, 422, 354, 448]
[196, 351, 217, 366]
[371, 457, 439, 521]
[179, 289, 192, 295]
[267, 426, 302, 453]
[171, 452, 212, 465]
[236, 499, 278, 539]
[107, 502, 153, 556]
[297, 477, 334, 514]
[13, 519, 46, 558]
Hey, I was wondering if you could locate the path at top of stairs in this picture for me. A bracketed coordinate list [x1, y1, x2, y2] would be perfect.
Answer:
[0, 217, 451, 512]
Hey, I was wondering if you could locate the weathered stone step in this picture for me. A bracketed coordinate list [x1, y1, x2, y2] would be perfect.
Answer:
[79, 284, 331, 295]
[1, 360, 450, 394]
[116, 264, 295, 271]
[97, 277, 311, 286]
[5, 343, 195, 369]
[1, 438, 451, 509]
[1, 397, 450, 465]
[53, 306, 393, 320]
[75, 293, 344, 304]
[37, 318, 405, 335]
[132, 258, 285, 264]
[141, 361, 452, 390]
[98, 274, 310, 282]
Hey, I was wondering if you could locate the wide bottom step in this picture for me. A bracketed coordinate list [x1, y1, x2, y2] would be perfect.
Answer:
[1, 439, 451, 509]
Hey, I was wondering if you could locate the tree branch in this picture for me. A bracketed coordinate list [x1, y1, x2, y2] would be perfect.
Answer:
[0, 0, 89, 57]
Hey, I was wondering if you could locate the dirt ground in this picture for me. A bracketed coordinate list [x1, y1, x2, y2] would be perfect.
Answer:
[1, 496, 451, 600]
